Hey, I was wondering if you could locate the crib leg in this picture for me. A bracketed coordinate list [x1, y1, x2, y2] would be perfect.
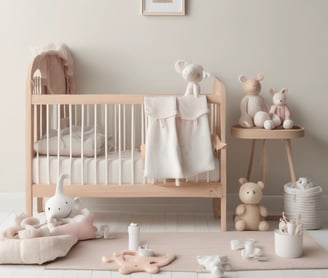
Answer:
[212, 198, 220, 218]
[212, 198, 227, 231]
[25, 196, 33, 216]
[37, 198, 44, 213]
[220, 197, 227, 232]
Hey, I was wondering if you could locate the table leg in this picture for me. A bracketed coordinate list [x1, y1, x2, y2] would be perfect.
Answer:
[261, 139, 267, 183]
[247, 140, 256, 180]
[283, 139, 297, 183]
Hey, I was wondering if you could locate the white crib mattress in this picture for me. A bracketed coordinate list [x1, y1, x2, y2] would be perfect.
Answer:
[33, 150, 220, 184]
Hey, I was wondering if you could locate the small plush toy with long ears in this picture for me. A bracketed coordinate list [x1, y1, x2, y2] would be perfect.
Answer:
[45, 174, 80, 226]
[268, 88, 294, 129]
[175, 60, 211, 98]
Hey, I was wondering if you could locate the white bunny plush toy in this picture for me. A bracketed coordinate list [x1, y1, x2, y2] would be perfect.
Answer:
[175, 60, 211, 98]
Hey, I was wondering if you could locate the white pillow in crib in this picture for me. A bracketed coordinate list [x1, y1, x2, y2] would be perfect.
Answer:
[34, 126, 113, 157]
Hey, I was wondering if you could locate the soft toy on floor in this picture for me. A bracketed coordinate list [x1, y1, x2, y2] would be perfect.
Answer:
[197, 255, 228, 278]
[238, 74, 276, 129]
[268, 88, 294, 129]
[2, 210, 97, 241]
[102, 250, 176, 274]
[175, 60, 211, 98]
[45, 173, 81, 227]
[234, 178, 269, 231]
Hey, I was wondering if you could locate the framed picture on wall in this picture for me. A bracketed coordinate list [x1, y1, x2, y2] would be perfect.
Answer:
[142, 0, 185, 16]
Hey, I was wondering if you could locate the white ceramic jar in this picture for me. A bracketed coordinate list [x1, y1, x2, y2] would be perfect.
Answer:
[274, 230, 303, 258]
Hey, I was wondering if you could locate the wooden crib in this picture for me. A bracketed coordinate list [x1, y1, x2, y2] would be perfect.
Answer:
[26, 63, 227, 231]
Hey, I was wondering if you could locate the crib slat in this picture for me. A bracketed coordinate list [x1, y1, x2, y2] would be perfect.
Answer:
[57, 104, 61, 179]
[123, 104, 126, 151]
[94, 104, 98, 184]
[81, 104, 84, 184]
[33, 105, 40, 184]
[131, 104, 135, 184]
[114, 104, 117, 152]
[69, 104, 73, 183]
[105, 104, 109, 184]
[118, 104, 122, 185]
[46, 104, 50, 184]
[39, 105, 43, 139]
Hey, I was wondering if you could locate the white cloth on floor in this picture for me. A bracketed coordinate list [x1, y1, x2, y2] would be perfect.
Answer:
[144, 96, 183, 179]
[144, 95, 214, 180]
[177, 95, 215, 177]
[197, 255, 228, 278]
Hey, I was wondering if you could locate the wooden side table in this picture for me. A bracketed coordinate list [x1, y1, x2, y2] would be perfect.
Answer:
[231, 125, 305, 183]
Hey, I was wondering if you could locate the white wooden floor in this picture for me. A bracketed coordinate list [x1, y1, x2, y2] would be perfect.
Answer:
[0, 211, 328, 278]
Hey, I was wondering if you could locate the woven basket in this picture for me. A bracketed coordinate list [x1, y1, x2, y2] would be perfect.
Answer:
[284, 183, 322, 230]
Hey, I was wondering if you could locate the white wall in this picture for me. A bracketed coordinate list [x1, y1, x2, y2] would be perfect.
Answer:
[0, 1, 327, 203]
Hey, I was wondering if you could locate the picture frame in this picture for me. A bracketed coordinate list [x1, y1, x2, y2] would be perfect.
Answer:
[142, 0, 185, 16]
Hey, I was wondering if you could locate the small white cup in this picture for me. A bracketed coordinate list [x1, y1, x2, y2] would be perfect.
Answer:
[230, 239, 242, 250]
[254, 247, 263, 257]
[244, 239, 255, 257]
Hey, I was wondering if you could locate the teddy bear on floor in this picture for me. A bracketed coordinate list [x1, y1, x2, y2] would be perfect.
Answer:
[234, 178, 269, 231]
[175, 60, 210, 98]
[268, 88, 294, 129]
[238, 74, 276, 129]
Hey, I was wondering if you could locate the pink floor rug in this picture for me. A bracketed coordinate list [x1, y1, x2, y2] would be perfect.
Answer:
[46, 231, 328, 272]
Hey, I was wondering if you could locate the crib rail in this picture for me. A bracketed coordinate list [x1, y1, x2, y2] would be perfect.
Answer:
[31, 93, 224, 105]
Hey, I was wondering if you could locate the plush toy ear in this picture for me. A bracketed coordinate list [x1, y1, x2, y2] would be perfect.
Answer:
[238, 75, 247, 83]
[175, 60, 188, 73]
[256, 73, 264, 81]
[203, 71, 211, 79]
[257, 181, 264, 189]
[281, 88, 288, 95]
[239, 177, 248, 185]
[270, 88, 276, 96]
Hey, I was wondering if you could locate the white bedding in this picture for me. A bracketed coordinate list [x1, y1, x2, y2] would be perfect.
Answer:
[33, 151, 220, 184]
[34, 126, 112, 157]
